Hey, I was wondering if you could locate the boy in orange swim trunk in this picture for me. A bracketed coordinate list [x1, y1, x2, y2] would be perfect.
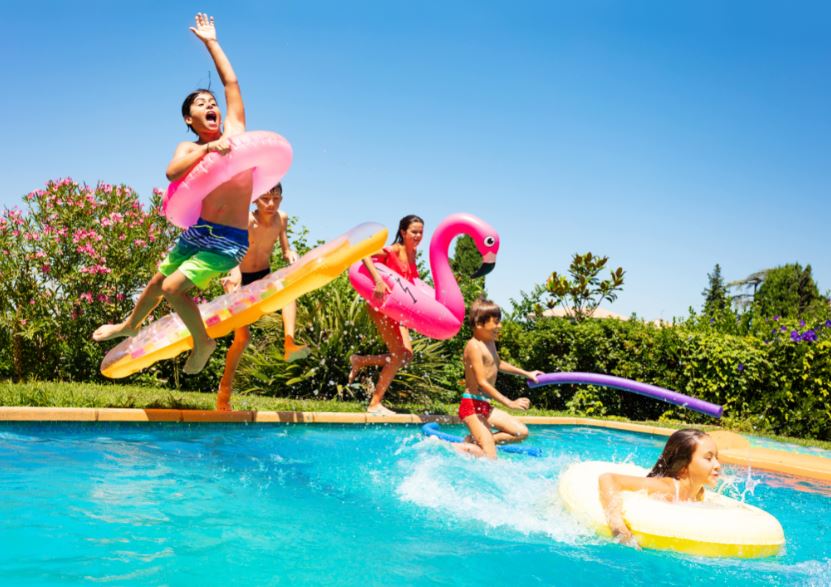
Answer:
[215, 183, 309, 411]
[458, 298, 543, 459]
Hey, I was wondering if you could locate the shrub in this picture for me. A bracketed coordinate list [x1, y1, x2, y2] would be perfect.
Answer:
[497, 315, 831, 440]
[0, 179, 177, 381]
[236, 273, 458, 405]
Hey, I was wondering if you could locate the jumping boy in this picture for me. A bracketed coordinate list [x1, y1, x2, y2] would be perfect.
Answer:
[93, 13, 252, 374]
[216, 183, 309, 411]
[458, 298, 543, 459]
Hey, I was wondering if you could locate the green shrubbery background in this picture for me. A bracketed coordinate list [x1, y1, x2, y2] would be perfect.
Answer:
[1, 179, 829, 441]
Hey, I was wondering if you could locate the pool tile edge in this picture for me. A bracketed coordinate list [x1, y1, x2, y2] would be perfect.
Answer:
[2, 407, 829, 483]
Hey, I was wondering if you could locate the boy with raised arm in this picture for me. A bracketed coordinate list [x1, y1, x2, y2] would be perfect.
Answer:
[458, 298, 543, 459]
[216, 183, 309, 411]
[94, 13, 252, 374]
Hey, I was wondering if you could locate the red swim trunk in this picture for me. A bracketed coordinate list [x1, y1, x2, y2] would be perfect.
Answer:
[458, 396, 492, 420]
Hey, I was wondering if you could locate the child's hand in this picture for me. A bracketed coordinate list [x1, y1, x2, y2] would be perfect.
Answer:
[526, 370, 544, 383]
[286, 250, 299, 264]
[510, 397, 531, 411]
[207, 138, 231, 155]
[372, 280, 390, 299]
[612, 524, 640, 549]
[220, 274, 240, 293]
[190, 13, 217, 44]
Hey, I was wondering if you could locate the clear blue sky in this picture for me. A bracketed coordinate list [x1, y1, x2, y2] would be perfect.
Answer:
[4, 1, 829, 320]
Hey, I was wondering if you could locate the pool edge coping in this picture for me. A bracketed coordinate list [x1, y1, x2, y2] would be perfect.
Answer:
[1, 406, 829, 483]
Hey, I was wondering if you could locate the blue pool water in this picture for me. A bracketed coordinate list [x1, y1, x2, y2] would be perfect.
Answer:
[1, 423, 829, 586]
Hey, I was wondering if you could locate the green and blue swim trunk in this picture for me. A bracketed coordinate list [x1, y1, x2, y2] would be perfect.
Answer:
[159, 218, 249, 289]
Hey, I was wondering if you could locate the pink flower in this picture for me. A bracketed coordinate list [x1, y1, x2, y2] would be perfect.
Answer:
[76, 243, 98, 256]
[79, 292, 93, 304]
[20, 319, 27, 326]
[116, 293, 125, 301]
[29, 299, 35, 305]
[41, 264, 51, 274]
[133, 239, 146, 248]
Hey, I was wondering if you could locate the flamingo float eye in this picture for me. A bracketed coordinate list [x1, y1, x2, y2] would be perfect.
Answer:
[484, 236, 496, 247]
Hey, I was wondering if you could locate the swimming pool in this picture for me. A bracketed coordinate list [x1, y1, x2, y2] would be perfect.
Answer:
[1, 423, 829, 586]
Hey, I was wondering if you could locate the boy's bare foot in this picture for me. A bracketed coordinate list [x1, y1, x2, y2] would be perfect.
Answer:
[348, 354, 361, 384]
[284, 337, 310, 362]
[367, 403, 396, 416]
[92, 322, 138, 342]
[183, 339, 217, 374]
[216, 385, 232, 411]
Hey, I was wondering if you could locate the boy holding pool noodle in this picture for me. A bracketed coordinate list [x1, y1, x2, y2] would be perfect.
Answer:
[216, 183, 309, 411]
[458, 298, 543, 459]
[94, 13, 253, 374]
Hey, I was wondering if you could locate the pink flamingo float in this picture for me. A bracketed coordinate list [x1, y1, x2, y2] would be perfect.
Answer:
[348, 213, 500, 339]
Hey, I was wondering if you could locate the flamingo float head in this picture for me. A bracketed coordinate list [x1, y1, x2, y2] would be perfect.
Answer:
[466, 216, 500, 278]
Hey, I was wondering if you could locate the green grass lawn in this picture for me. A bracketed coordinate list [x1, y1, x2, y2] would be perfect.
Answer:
[2, 380, 830, 451]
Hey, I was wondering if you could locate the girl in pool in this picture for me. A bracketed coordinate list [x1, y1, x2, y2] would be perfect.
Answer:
[348, 215, 423, 415]
[598, 429, 721, 544]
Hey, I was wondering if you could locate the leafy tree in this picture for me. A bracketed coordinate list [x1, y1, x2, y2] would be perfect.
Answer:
[728, 270, 769, 312]
[545, 252, 625, 322]
[752, 263, 828, 322]
[702, 264, 730, 317]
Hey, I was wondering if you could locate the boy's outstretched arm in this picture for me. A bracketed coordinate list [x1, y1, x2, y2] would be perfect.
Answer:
[465, 342, 528, 410]
[190, 13, 245, 132]
[496, 359, 543, 383]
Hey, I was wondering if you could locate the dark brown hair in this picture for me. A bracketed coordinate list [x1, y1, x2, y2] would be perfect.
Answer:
[647, 429, 709, 479]
[468, 297, 502, 328]
[181, 89, 216, 134]
[392, 214, 424, 245]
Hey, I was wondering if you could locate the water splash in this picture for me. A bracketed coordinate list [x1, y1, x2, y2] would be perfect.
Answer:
[396, 437, 596, 545]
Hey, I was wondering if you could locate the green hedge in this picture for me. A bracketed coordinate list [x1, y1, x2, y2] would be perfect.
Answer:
[496, 317, 831, 440]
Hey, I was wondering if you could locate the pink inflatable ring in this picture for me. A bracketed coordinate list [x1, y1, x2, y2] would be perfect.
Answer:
[163, 130, 293, 229]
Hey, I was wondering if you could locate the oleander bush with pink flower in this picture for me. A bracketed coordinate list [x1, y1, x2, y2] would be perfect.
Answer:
[0, 178, 177, 380]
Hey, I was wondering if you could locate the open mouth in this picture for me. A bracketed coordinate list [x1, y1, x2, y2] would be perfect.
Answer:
[206, 112, 218, 123]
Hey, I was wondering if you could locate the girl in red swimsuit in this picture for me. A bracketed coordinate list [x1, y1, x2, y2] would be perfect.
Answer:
[348, 215, 423, 415]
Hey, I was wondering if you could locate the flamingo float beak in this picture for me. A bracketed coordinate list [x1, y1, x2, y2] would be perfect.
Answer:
[472, 251, 497, 278]
[471, 262, 495, 278]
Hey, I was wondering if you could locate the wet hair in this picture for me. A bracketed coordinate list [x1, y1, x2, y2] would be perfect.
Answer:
[647, 429, 709, 479]
[468, 297, 502, 328]
[181, 89, 216, 134]
[392, 214, 424, 245]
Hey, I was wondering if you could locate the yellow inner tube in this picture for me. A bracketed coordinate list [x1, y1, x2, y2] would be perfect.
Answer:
[101, 222, 387, 379]
[558, 461, 785, 558]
